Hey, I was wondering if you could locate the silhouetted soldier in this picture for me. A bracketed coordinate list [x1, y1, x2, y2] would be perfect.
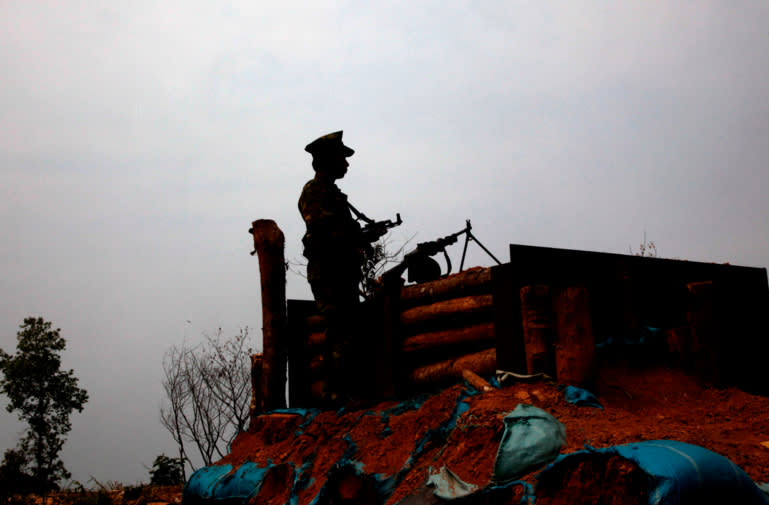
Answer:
[299, 131, 376, 403]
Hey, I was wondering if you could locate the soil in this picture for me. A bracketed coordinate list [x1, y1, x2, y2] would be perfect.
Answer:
[535, 453, 649, 505]
[209, 365, 769, 504]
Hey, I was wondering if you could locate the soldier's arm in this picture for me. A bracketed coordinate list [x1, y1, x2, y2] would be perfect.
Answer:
[300, 184, 362, 242]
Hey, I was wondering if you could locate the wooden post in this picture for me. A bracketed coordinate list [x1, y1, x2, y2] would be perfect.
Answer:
[374, 277, 403, 398]
[666, 326, 694, 370]
[615, 262, 640, 341]
[250, 219, 287, 410]
[686, 281, 720, 384]
[491, 263, 526, 374]
[553, 286, 596, 388]
[520, 285, 556, 376]
[286, 299, 317, 408]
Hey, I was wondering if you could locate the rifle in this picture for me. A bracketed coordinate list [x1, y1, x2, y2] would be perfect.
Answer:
[383, 220, 501, 284]
[348, 202, 403, 242]
[361, 213, 402, 242]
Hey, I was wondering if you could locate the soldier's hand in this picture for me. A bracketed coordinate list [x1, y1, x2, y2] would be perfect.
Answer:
[362, 227, 383, 244]
[363, 228, 381, 243]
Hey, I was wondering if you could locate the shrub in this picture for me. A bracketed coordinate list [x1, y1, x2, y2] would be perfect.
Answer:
[149, 454, 184, 486]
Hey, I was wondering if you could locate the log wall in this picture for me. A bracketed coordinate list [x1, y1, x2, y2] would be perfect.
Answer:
[397, 268, 496, 391]
[281, 243, 769, 408]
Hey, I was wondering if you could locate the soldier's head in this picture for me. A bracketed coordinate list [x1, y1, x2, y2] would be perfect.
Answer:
[305, 131, 354, 179]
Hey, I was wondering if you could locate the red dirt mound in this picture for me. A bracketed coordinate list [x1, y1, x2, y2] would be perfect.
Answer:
[211, 365, 769, 504]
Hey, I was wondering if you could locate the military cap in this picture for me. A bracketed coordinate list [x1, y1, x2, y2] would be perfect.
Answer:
[305, 131, 355, 157]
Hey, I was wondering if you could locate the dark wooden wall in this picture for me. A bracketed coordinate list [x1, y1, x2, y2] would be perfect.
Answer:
[494, 243, 769, 394]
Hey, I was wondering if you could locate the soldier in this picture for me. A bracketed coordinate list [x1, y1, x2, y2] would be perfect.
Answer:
[299, 130, 374, 403]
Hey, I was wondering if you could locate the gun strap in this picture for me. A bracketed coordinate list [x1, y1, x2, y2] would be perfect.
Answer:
[348, 202, 374, 224]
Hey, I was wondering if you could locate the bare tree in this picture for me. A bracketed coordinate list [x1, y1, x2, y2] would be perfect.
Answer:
[160, 327, 253, 477]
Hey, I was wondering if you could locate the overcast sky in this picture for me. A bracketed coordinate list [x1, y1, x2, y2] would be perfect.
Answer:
[2, 0, 768, 486]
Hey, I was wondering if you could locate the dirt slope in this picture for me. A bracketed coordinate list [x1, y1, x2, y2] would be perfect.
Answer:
[211, 365, 769, 504]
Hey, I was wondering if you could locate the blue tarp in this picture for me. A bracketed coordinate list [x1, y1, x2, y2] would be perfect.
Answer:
[183, 385, 480, 505]
[562, 385, 603, 409]
[539, 440, 769, 505]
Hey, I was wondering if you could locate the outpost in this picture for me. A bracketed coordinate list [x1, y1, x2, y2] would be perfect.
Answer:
[247, 219, 769, 412]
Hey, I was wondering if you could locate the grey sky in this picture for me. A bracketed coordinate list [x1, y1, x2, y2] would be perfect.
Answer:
[1, 1, 768, 486]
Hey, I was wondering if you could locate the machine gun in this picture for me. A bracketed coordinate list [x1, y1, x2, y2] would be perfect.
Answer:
[383, 220, 501, 284]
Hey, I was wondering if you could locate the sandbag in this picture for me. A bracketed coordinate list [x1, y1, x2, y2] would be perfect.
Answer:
[491, 404, 566, 484]
[183, 463, 269, 504]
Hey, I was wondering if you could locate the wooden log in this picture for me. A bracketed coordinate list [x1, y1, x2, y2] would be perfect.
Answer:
[400, 294, 493, 327]
[462, 369, 494, 392]
[310, 380, 329, 401]
[409, 348, 496, 386]
[401, 322, 495, 353]
[308, 354, 326, 375]
[306, 314, 327, 331]
[553, 286, 596, 388]
[308, 330, 327, 347]
[250, 219, 287, 410]
[520, 286, 556, 376]
[400, 267, 492, 306]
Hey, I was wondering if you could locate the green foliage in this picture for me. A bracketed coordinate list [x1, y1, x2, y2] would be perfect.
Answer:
[149, 454, 184, 486]
[0, 317, 89, 493]
[0, 448, 36, 501]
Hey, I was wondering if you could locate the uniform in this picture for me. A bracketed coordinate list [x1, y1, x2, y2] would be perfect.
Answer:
[299, 131, 368, 403]
[298, 175, 365, 315]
